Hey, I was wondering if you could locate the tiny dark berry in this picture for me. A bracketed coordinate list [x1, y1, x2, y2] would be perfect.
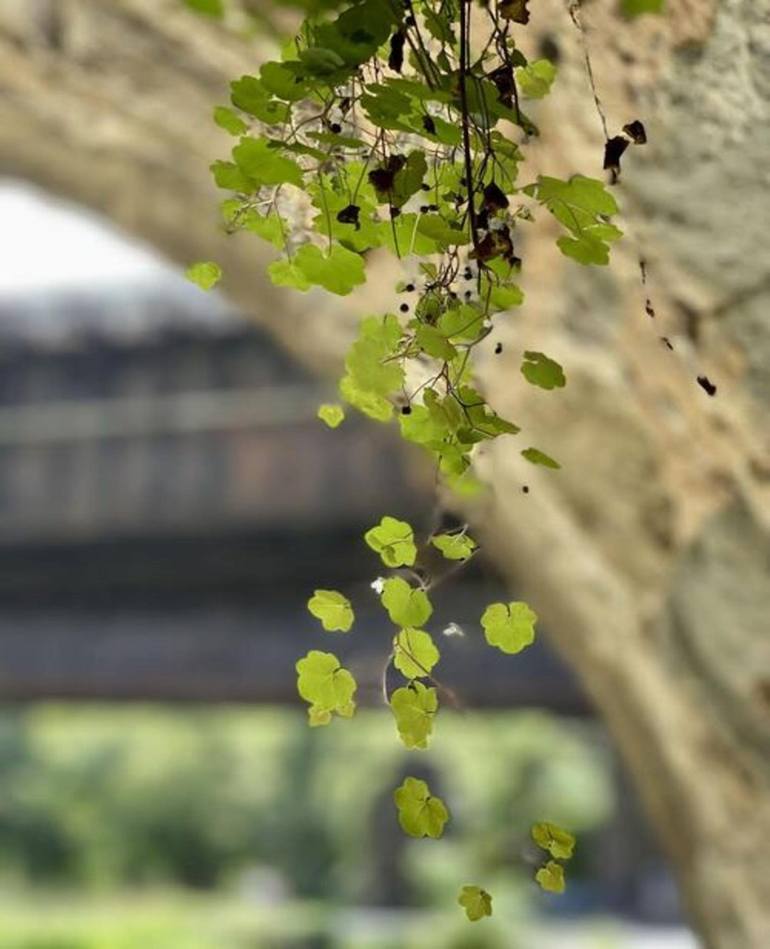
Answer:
[390, 206, 401, 219]
[405, 14, 416, 26]
[401, 405, 412, 415]
[405, 283, 415, 292]
[400, 303, 410, 313]
[420, 205, 430, 213]
[428, 204, 439, 212]
[448, 291, 458, 299]
[494, 342, 503, 354]
[330, 122, 342, 134]
[421, 183, 431, 192]
[464, 270, 474, 280]
[522, 485, 529, 494]
[464, 291, 472, 300]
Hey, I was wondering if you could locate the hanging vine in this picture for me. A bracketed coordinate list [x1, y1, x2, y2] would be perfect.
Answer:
[185, 0, 660, 919]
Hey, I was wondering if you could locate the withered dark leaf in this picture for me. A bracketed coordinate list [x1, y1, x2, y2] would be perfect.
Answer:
[336, 204, 361, 229]
[388, 30, 406, 73]
[488, 64, 514, 108]
[499, 0, 530, 24]
[660, 336, 674, 350]
[470, 224, 515, 263]
[623, 119, 647, 144]
[645, 298, 656, 318]
[697, 375, 717, 396]
[604, 136, 630, 182]
[482, 182, 510, 213]
[368, 155, 406, 196]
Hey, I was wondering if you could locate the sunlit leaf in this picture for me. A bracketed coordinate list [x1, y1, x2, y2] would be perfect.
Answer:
[521, 351, 566, 390]
[481, 601, 537, 654]
[458, 885, 493, 921]
[521, 447, 561, 469]
[186, 261, 222, 290]
[317, 403, 345, 428]
[390, 681, 437, 749]
[296, 650, 357, 722]
[213, 106, 248, 136]
[535, 860, 566, 893]
[531, 822, 576, 860]
[517, 59, 557, 99]
[431, 532, 477, 561]
[393, 628, 440, 679]
[364, 516, 417, 567]
[307, 589, 354, 632]
[381, 577, 433, 628]
[393, 776, 449, 837]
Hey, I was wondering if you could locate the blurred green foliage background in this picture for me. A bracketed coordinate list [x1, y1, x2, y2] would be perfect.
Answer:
[0, 705, 611, 948]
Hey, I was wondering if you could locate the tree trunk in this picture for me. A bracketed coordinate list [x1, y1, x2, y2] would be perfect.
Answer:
[1, 1, 769, 945]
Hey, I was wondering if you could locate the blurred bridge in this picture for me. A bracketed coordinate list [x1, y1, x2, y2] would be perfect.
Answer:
[0, 277, 587, 712]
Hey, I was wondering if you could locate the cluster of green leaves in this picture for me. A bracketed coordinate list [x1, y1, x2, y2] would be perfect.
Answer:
[299, 510, 543, 917]
[193, 0, 626, 482]
[531, 821, 576, 893]
[187, 0, 648, 921]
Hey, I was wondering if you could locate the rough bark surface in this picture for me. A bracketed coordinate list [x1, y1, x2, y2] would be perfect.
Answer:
[1, 2, 769, 946]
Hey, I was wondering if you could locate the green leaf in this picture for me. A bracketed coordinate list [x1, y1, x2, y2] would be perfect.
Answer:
[485, 280, 525, 311]
[438, 305, 485, 342]
[293, 244, 366, 296]
[417, 215, 470, 248]
[517, 59, 557, 99]
[481, 601, 537, 654]
[393, 628, 440, 679]
[341, 317, 404, 405]
[317, 403, 345, 428]
[364, 516, 417, 567]
[242, 210, 285, 248]
[259, 61, 308, 101]
[521, 447, 561, 469]
[621, 0, 664, 16]
[213, 105, 248, 136]
[431, 532, 477, 561]
[296, 650, 357, 721]
[183, 0, 224, 17]
[339, 374, 394, 422]
[415, 325, 457, 361]
[393, 776, 449, 838]
[528, 175, 622, 266]
[230, 76, 290, 125]
[535, 860, 566, 894]
[307, 589, 354, 632]
[381, 577, 433, 628]
[232, 137, 303, 187]
[531, 822, 576, 860]
[210, 160, 253, 193]
[521, 351, 566, 390]
[390, 681, 437, 749]
[186, 261, 222, 291]
[268, 259, 312, 292]
[458, 885, 493, 922]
